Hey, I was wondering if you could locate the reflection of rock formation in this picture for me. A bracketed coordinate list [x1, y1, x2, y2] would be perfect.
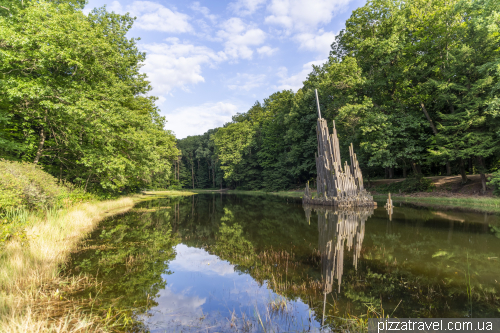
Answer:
[308, 205, 374, 294]
[385, 193, 394, 221]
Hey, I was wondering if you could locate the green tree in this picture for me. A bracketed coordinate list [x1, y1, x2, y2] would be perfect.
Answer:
[0, 0, 178, 192]
[213, 121, 256, 188]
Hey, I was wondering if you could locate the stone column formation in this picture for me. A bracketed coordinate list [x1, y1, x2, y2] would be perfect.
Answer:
[303, 90, 375, 207]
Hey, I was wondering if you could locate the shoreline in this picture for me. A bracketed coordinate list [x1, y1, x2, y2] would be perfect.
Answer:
[372, 193, 500, 213]
[2, 189, 495, 331]
[185, 189, 500, 213]
[0, 191, 195, 332]
[0, 197, 135, 332]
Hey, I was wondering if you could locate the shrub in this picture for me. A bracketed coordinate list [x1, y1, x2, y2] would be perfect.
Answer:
[0, 159, 67, 211]
[375, 174, 434, 194]
[487, 170, 500, 196]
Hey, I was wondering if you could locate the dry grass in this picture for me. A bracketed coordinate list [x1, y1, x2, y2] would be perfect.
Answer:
[140, 190, 196, 196]
[0, 197, 135, 332]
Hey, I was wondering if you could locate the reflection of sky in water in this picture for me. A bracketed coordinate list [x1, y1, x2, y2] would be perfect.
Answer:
[142, 244, 322, 332]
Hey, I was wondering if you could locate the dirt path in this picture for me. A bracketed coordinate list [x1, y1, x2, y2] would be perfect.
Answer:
[370, 174, 494, 197]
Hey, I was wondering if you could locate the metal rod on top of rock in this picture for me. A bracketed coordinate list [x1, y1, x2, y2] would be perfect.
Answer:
[315, 89, 322, 119]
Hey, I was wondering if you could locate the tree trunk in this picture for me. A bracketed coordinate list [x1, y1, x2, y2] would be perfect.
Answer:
[385, 167, 389, 179]
[411, 160, 420, 175]
[402, 166, 407, 178]
[191, 162, 194, 189]
[476, 156, 487, 194]
[420, 102, 438, 135]
[421, 103, 453, 176]
[389, 167, 394, 179]
[459, 158, 468, 184]
[33, 127, 46, 164]
[469, 158, 473, 173]
[212, 164, 215, 188]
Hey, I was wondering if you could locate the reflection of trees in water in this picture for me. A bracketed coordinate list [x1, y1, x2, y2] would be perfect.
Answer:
[305, 206, 374, 294]
[67, 205, 179, 316]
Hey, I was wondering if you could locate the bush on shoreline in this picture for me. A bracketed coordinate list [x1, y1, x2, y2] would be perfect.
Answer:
[0, 160, 67, 211]
[0, 159, 101, 212]
[0, 160, 102, 246]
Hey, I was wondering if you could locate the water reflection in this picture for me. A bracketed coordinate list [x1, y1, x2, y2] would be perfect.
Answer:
[314, 206, 374, 294]
[64, 194, 500, 332]
[306, 205, 375, 325]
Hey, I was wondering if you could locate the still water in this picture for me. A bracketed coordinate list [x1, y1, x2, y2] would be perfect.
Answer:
[67, 194, 500, 332]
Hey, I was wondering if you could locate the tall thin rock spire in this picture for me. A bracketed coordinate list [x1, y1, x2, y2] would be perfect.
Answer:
[303, 91, 374, 207]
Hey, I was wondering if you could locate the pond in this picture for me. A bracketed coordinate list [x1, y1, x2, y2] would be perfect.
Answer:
[66, 194, 500, 332]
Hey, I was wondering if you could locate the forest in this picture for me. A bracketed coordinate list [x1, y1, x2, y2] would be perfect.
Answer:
[176, 0, 500, 193]
[1, 0, 500, 195]
[0, 0, 178, 193]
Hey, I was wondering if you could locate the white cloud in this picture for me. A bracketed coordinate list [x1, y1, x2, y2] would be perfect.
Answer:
[265, 0, 351, 33]
[164, 102, 240, 139]
[257, 45, 278, 56]
[229, 0, 267, 16]
[140, 40, 226, 96]
[276, 59, 326, 91]
[295, 30, 336, 56]
[107, 0, 123, 13]
[227, 73, 267, 91]
[190, 1, 217, 23]
[108, 1, 193, 33]
[216, 18, 266, 59]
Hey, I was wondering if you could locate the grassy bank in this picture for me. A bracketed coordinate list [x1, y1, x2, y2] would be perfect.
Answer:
[0, 181, 197, 333]
[141, 190, 198, 197]
[0, 197, 136, 332]
[192, 189, 304, 198]
[190, 188, 500, 213]
[372, 194, 500, 213]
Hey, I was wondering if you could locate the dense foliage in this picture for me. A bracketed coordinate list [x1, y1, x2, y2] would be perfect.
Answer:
[0, 160, 64, 210]
[177, 0, 500, 193]
[0, 0, 178, 193]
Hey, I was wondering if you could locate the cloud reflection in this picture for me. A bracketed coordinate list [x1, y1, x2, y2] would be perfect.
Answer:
[143, 287, 206, 328]
[170, 244, 236, 276]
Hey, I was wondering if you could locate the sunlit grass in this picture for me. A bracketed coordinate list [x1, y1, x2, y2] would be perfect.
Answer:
[208, 189, 500, 213]
[373, 194, 500, 213]
[208, 188, 500, 212]
[141, 190, 197, 197]
[226, 190, 304, 198]
[0, 197, 135, 332]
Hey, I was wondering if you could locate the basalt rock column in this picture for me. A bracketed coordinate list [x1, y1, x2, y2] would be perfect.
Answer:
[303, 89, 375, 207]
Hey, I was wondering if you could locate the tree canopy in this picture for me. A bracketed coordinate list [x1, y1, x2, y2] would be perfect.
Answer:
[177, 0, 500, 192]
[0, 0, 178, 192]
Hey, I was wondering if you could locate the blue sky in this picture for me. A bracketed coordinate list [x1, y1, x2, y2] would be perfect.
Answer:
[83, 0, 366, 138]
